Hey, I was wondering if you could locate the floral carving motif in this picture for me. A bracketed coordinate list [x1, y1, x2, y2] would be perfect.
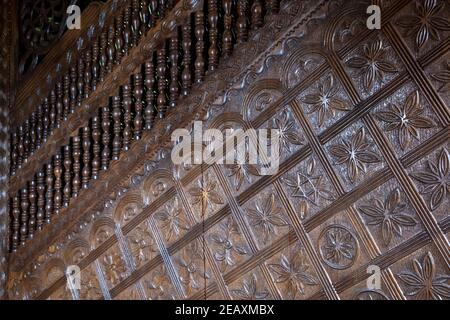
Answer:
[301, 75, 350, 127]
[359, 188, 418, 246]
[127, 222, 158, 267]
[210, 217, 248, 273]
[346, 38, 397, 92]
[376, 91, 435, 150]
[178, 241, 210, 296]
[318, 225, 358, 270]
[281, 158, 334, 219]
[155, 197, 190, 242]
[231, 273, 269, 300]
[268, 247, 318, 299]
[102, 252, 127, 286]
[270, 110, 304, 153]
[80, 268, 102, 300]
[246, 193, 289, 244]
[189, 173, 224, 214]
[398, 252, 450, 300]
[144, 265, 176, 300]
[329, 127, 381, 183]
[431, 60, 450, 92]
[396, 0, 450, 51]
[410, 148, 449, 210]
[226, 154, 260, 191]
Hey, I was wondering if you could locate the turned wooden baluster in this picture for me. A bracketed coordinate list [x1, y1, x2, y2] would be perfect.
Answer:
[63, 72, 71, 120]
[42, 97, 50, 142]
[45, 162, 53, 224]
[132, 0, 141, 47]
[208, 0, 219, 71]
[70, 66, 77, 113]
[11, 132, 18, 175]
[144, 58, 156, 129]
[115, 13, 124, 64]
[156, 48, 167, 118]
[92, 115, 101, 179]
[268, 0, 280, 14]
[134, 72, 143, 140]
[23, 119, 30, 160]
[56, 81, 64, 127]
[20, 187, 29, 245]
[36, 105, 43, 147]
[29, 112, 37, 155]
[237, 0, 249, 43]
[102, 105, 111, 169]
[11, 196, 20, 251]
[17, 125, 24, 168]
[251, 0, 263, 30]
[36, 170, 45, 230]
[181, 22, 192, 96]
[54, 151, 63, 214]
[169, 36, 179, 108]
[158, 0, 168, 16]
[84, 50, 92, 98]
[123, 83, 132, 151]
[123, 4, 132, 55]
[82, 126, 91, 189]
[148, 0, 158, 28]
[76, 58, 84, 106]
[72, 134, 81, 197]
[112, 95, 122, 159]
[107, 25, 115, 73]
[50, 89, 57, 130]
[222, 0, 233, 57]
[194, 11, 205, 83]
[140, 0, 150, 33]
[28, 177, 36, 239]
[63, 145, 72, 207]
[92, 38, 100, 90]
[99, 31, 108, 81]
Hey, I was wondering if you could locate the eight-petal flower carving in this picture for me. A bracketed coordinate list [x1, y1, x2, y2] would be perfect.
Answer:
[271, 110, 304, 153]
[155, 197, 190, 242]
[246, 193, 289, 244]
[319, 225, 358, 269]
[359, 188, 417, 245]
[268, 248, 318, 299]
[281, 158, 334, 219]
[396, 0, 450, 50]
[189, 173, 224, 214]
[301, 75, 351, 127]
[329, 127, 381, 183]
[231, 273, 269, 300]
[398, 252, 450, 300]
[410, 148, 449, 210]
[376, 91, 435, 150]
[346, 38, 398, 92]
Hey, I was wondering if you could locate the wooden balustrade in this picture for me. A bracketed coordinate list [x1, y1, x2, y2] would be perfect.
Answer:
[8, 0, 280, 252]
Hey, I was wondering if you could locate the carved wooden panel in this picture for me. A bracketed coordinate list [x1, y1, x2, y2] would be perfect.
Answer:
[6, 0, 450, 300]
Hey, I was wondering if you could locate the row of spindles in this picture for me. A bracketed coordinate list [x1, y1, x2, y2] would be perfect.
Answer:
[9, 0, 281, 252]
[10, 0, 174, 176]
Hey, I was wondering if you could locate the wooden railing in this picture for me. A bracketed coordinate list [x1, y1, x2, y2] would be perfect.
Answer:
[8, 0, 281, 252]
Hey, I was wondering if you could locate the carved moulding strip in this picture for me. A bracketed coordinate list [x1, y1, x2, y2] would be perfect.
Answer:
[8, 0, 200, 195]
